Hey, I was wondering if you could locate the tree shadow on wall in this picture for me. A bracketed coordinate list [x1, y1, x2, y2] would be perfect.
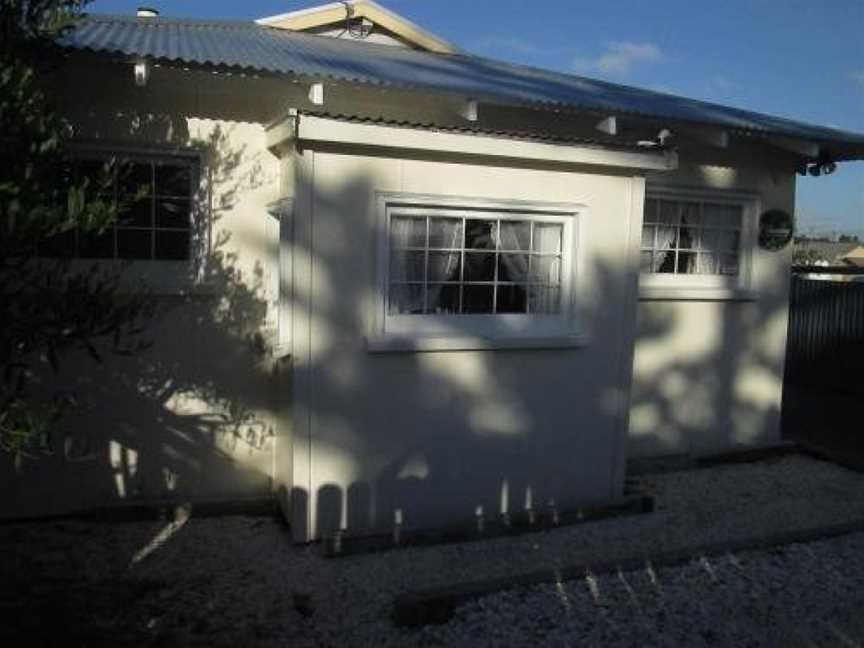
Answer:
[1, 119, 286, 517]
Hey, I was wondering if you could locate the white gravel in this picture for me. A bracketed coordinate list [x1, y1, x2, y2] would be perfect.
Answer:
[3, 453, 864, 646]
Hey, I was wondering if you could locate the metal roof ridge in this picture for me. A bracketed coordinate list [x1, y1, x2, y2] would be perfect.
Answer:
[81, 13, 261, 29]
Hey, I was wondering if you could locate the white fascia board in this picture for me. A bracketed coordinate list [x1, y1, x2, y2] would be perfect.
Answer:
[256, 1, 353, 25]
[296, 115, 678, 171]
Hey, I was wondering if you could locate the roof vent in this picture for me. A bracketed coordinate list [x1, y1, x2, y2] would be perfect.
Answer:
[137, 7, 159, 18]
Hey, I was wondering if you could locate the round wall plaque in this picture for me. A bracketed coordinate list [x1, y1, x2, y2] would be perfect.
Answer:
[758, 209, 794, 251]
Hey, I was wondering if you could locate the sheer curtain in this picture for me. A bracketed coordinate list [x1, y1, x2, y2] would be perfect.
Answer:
[530, 223, 562, 313]
[426, 218, 462, 312]
[495, 221, 530, 282]
[389, 217, 425, 313]
[652, 203, 679, 272]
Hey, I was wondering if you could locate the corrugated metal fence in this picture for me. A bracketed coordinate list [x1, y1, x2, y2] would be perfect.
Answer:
[785, 271, 864, 393]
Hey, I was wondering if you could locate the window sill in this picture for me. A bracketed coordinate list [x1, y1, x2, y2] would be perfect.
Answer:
[638, 286, 757, 302]
[366, 334, 589, 353]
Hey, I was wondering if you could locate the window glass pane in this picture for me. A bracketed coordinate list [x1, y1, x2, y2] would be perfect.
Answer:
[428, 217, 462, 249]
[532, 223, 562, 254]
[529, 286, 561, 314]
[678, 251, 697, 274]
[497, 254, 529, 283]
[427, 284, 460, 314]
[156, 198, 190, 229]
[390, 250, 425, 282]
[695, 253, 717, 274]
[427, 252, 461, 282]
[640, 250, 653, 272]
[496, 284, 527, 313]
[719, 254, 739, 275]
[703, 203, 741, 228]
[389, 284, 425, 314]
[390, 216, 426, 248]
[155, 163, 191, 197]
[715, 229, 739, 252]
[680, 202, 701, 227]
[658, 199, 680, 226]
[462, 285, 494, 313]
[641, 225, 656, 249]
[644, 198, 658, 224]
[155, 230, 190, 260]
[118, 229, 153, 259]
[679, 227, 700, 250]
[121, 162, 153, 196]
[465, 219, 497, 250]
[700, 229, 719, 253]
[464, 252, 495, 282]
[656, 250, 676, 273]
[79, 229, 114, 258]
[529, 255, 561, 284]
[118, 198, 151, 228]
[498, 221, 530, 251]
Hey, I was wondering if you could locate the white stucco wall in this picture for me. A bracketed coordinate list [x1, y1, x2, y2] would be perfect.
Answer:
[628, 163, 795, 457]
[283, 134, 648, 540]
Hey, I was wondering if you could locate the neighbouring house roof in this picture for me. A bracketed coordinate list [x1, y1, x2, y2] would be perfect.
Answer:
[255, 0, 460, 54]
[843, 245, 864, 267]
[794, 241, 861, 263]
[58, 14, 864, 161]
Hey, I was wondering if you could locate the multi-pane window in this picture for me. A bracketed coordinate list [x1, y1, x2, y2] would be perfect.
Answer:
[41, 157, 195, 260]
[388, 211, 565, 315]
[641, 198, 742, 276]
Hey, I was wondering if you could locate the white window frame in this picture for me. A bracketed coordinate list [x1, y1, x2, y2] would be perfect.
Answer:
[639, 184, 759, 301]
[369, 192, 587, 352]
[56, 143, 208, 294]
[57, 147, 201, 261]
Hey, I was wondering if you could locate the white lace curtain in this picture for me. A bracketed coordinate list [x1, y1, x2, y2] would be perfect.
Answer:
[495, 221, 561, 313]
[389, 217, 425, 313]
[391, 216, 563, 314]
[652, 206, 679, 272]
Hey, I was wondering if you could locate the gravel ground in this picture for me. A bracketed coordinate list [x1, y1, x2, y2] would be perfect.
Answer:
[2, 453, 864, 646]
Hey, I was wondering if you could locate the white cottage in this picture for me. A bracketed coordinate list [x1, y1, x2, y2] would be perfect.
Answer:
[3, 1, 863, 540]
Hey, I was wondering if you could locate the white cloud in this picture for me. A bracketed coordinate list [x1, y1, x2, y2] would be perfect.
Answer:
[573, 42, 664, 76]
[851, 70, 864, 89]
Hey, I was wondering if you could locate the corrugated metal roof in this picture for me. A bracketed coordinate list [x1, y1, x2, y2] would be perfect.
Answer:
[58, 14, 864, 157]
[296, 110, 646, 149]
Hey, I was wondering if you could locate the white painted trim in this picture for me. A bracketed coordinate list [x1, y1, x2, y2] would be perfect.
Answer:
[595, 116, 617, 136]
[290, 149, 315, 542]
[372, 192, 587, 348]
[57, 146, 205, 291]
[459, 99, 479, 122]
[256, 0, 460, 54]
[639, 287, 757, 301]
[307, 82, 324, 106]
[366, 334, 589, 353]
[296, 115, 678, 171]
[609, 175, 645, 500]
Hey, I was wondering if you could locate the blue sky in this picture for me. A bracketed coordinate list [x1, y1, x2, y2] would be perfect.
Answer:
[91, 0, 864, 238]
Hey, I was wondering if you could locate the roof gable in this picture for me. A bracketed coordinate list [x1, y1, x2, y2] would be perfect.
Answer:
[256, 1, 458, 54]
